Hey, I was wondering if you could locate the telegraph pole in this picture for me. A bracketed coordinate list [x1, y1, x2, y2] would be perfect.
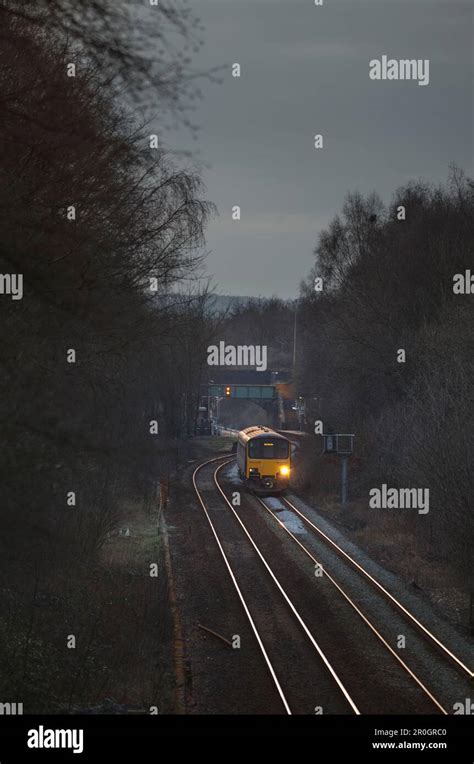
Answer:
[292, 300, 298, 373]
[341, 455, 348, 505]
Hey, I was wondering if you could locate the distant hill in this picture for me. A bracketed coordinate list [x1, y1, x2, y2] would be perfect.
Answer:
[205, 294, 251, 315]
[153, 293, 290, 315]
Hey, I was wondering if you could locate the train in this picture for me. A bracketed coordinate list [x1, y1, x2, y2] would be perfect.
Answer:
[236, 426, 291, 495]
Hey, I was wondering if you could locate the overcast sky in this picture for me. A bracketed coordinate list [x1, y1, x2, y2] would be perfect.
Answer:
[164, 0, 473, 299]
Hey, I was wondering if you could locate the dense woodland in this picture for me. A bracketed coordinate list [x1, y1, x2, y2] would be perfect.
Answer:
[221, 172, 474, 610]
[0, 0, 221, 711]
[297, 172, 473, 598]
[0, 1, 217, 563]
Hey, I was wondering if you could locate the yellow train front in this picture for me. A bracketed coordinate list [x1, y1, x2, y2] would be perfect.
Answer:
[236, 426, 291, 495]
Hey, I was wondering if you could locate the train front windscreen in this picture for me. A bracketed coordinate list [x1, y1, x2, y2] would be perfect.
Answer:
[248, 439, 289, 459]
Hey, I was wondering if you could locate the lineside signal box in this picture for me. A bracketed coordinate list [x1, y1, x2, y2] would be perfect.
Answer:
[323, 434, 354, 455]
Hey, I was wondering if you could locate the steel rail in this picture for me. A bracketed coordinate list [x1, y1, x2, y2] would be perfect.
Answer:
[192, 456, 292, 714]
[213, 461, 360, 714]
[254, 495, 448, 714]
[281, 495, 473, 681]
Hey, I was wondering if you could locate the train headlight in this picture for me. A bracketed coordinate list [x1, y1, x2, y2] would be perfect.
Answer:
[280, 466, 290, 476]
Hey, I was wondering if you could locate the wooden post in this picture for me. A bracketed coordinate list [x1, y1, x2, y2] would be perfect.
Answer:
[159, 476, 169, 510]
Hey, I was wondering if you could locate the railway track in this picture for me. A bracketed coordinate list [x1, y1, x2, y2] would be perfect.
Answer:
[192, 455, 360, 715]
[211, 459, 472, 714]
[268, 494, 473, 682]
[191, 453, 472, 714]
[252, 492, 451, 714]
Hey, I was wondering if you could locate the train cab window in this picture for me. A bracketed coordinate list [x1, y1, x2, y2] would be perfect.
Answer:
[248, 439, 289, 459]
